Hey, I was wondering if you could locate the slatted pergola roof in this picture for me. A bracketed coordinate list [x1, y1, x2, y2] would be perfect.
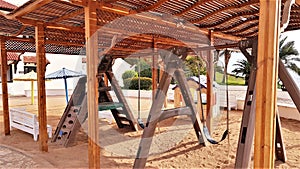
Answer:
[2, 0, 299, 57]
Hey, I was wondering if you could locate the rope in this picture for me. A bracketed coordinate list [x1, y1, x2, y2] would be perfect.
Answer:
[137, 56, 145, 129]
[197, 55, 228, 144]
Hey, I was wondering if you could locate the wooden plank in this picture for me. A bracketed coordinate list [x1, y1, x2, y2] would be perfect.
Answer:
[35, 23, 48, 152]
[275, 110, 287, 162]
[85, 0, 100, 168]
[206, 30, 214, 132]
[235, 53, 257, 168]
[133, 64, 176, 169]
[254, 0, 281, 168]
[158, 107, 191, 122]
[174, 68, 205, 144]
[278, 60, 300, 113]
[0, 38, 10, 135]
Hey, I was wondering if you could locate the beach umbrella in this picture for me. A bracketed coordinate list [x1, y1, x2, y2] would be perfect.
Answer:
[46, 67, 85, 103]
[13, 70, 37, 105]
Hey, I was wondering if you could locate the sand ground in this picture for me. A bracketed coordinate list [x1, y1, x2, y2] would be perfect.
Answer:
[0, 95, 300, 168]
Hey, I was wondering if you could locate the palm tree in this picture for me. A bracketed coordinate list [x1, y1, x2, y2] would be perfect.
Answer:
[232, 59, 251, 85]
[279, 36, 300, 74]
[232, 36, 299, 86]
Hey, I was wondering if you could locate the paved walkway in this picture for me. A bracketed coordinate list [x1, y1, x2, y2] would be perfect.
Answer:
[0, 145, 38, 168]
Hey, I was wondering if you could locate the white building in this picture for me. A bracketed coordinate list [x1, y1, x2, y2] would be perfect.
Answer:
[0, 53, 133, 97]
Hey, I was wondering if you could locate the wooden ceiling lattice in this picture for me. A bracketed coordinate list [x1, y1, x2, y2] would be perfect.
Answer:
[0, 0, 299, 56]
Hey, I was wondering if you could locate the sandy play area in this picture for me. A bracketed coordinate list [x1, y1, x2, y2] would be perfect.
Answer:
[0, 95, 300, 168]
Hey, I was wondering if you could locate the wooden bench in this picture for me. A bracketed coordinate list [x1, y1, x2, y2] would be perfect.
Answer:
[217, 94, 238, 111]
[9, 108, 52, 141]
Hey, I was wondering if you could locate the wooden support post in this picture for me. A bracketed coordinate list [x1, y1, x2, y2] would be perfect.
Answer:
[159, 63, 167, 108]
[206, 30, 214, 132]
[0, 38, 10, 136]
[235, 41, 257, 168]
[35, 23, 48, 152]
[254, 0, 281, 168]
[152, 39, 158, 101]
[85, 0, 100, 168]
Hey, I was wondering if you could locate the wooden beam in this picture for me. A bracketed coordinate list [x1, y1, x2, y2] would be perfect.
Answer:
[85, 0, 100, 168]
[190, 0, 259, 24]
[254, 0, 281, 168]
[0, 37, 10, 136]
[46, 23, 85, 33]
[136, 0, 169, 12]
[7, 0, 54, 19]
[281, 0, 295, 32]
[195, 43, 239, 51]
[95, 4, 242, 42]
[35, 23, 48, 152]
[296, 0, 300, 5]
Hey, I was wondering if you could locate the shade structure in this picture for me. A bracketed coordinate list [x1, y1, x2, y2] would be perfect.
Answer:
[13, 70, 37, 105]
[45, 68, 85, 103]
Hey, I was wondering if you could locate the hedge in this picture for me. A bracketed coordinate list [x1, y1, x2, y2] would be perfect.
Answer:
[122, 70, 138, 81]
[123, 77, 152, 90]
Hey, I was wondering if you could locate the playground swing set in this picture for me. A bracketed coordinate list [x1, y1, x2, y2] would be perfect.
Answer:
[46, 35, 299, 168]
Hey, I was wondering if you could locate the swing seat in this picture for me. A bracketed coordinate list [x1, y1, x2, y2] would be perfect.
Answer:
[98, 102, 123, 111]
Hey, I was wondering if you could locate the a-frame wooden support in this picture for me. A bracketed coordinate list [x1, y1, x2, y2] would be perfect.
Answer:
[133, 47, 206, 169]
[235, 38, 287, 168]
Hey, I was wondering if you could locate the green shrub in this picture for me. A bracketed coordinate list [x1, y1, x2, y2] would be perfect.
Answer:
[122, 70, 138, 81]
[123, 77, 152, 90]
[135, 60, 152, 78]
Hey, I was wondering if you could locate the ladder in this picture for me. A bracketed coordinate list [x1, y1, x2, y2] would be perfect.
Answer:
[51, 77, 88, 147]
[51, 56, 138, 147]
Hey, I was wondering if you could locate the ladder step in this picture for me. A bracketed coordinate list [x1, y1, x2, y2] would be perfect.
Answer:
[119, 116, 130, 122]
[98, 86, 112, 92]
[98, 102, 123, 111]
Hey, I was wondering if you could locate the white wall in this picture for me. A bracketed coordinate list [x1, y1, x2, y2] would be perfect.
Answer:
[3, 53, 85, 96]
[1, 54, 133, 96]
[112, 58, 135, 87]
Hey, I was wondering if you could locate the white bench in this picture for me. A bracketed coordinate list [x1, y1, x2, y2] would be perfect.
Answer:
[9, 108, 52, 141]
[217, 94, 238, 110]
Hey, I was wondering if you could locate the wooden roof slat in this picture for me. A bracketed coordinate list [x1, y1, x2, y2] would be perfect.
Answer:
[7, 0, 54, 20]
[175, 0, 210, 16]
[50, 8, 84, 23]
[135, 0, 170, 13]
[214, 16, 259, 32]
[196, 10, 259, 28]
[189, 0, 259, 24]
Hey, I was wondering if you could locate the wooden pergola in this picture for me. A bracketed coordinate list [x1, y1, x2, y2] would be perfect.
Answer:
[1, 0, 300, 168]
